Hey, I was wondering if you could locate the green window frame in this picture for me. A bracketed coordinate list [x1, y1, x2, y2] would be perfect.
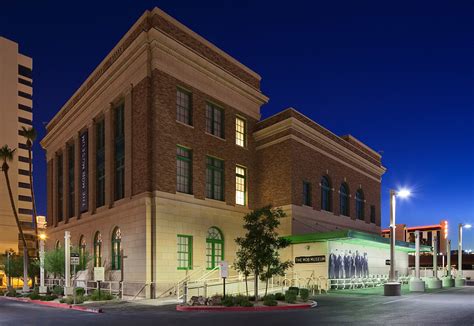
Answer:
[176, 88, 192, 125]
[235, 165, 246, 206]
[235, 116, 246, 147]
[57, 153, 63, 222]
[67, 143, 75, 218]
[206, 103, 224, 138]
[114, 104, 125, 201]
[176, 146, 192, 194]
[303, 181, 312, 206]
[177, 235, 193, 270]
[93, 231, 102, 268]
[111, 227, 122, 270]
[206, 227, 224, 270]
[206, 156, 224, 201]
[96, 119, 105, 208]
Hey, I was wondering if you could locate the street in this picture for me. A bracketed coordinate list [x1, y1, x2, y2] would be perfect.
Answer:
[0, 286, 473, 325]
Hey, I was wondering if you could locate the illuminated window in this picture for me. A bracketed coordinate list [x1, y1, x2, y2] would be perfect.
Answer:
[235, 166, 247, 206]
[355, 189, 365, 220]
[303, 182, 312, 206]
[111, 227, 121, 270]
[339, 183, 349, 216]
[321, 176, 331, 211]
[176, 146, 192, 194]
[177, 235, 193, 270]
[235, 117, 246, 147]
[206, 157, 224, 201]
[177, 88, 192, 125]
[94, 231, 102, 267]
[206, 103, 224, 138]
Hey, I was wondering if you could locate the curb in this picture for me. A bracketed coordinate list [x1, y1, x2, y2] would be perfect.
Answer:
[3, 296, 102, 313]
[176, 300, 317, 312]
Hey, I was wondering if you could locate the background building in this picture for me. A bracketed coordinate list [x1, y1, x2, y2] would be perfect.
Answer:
[0, 36, 34, 254]
[382, 220, 448, 254]
[42, 8, 394, 298]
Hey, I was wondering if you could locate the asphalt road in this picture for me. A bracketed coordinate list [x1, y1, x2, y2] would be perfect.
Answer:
[0, 286, 473, 326]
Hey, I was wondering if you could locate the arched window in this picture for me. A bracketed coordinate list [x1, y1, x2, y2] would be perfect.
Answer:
[339, 183, 349, 216]
[94, 231, 102, 267]
[355, 189, 365, 220]
[111, 227, 122, 270]
[321, 176, 332, 212]
[79, 235, 87, 268]
[206, 227, 224, 270]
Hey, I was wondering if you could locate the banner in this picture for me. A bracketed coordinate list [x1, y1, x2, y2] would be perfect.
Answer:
[79, 131, 88, 213]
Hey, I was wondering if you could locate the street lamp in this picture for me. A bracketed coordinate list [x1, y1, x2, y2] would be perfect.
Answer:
[384, 188, 411, 296]
[455, 223, 472, 286]
[38, 233, 47, 294]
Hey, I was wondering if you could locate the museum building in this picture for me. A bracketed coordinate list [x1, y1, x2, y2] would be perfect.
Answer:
[41, 8, 418, 298]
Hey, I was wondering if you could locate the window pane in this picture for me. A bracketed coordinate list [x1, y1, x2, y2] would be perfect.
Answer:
[177, 89, 192, 125]
[177, 235, 192, 269]
[176, 147, 192, 194]
[206, 103, 224, 138]
[235, 117, 246, 147]
[236, 166, 246, 205]
[206, 157, 224, 201]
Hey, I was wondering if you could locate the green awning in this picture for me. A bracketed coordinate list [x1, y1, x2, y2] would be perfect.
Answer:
[283, 229, 432, 253]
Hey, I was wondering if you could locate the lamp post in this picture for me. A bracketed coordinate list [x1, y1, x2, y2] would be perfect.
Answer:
[38, 233, 47, 294]
[384, 188, 411, 296]
[455, 223, 472, 287]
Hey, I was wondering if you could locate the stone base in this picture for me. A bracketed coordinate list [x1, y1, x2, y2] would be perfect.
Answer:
[455, 278, 466, 287]
[384, 282, 401, 296]
[442, 277, 454, 288]
[64, 286, 74, 296]
[39, 286, 48, 294]
[427, 278, 442, 289]
[409, 278, 425, 292]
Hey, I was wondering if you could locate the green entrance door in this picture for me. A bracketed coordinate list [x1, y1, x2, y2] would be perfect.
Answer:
[206, 227, 224, 269]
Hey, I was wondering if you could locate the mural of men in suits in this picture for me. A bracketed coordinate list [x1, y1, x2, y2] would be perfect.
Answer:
[328, 247, 370, 279]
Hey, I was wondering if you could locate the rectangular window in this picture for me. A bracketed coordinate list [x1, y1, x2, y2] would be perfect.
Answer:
[67, 144, 75, 218]
[18, 91, 32, 100]
[176, 146, 192, 194]
[176, 88, 192, 125]
[114, 104, 125, 201]
[235, 117, 247, 147]
[18, 65, 32, 79]
[235, 166, 246, 206]
[370, 205, 376, 224]
[57, 154, 63, 222]
[96, 120, 105, 208]
[177, 235, 193, 270]
[303, 182, 312, 206]
[206, 103, 224, 138]
[206, 156, 224, 201]
[18, 104, 32, 113]
[18, 78, 32, 87]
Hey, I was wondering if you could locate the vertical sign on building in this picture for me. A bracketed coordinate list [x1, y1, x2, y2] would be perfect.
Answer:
[79, 131, 88, 213]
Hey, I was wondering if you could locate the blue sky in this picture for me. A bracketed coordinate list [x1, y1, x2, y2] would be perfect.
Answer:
[1, 1, 473, 249]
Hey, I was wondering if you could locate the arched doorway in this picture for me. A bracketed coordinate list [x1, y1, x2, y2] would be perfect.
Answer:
[206, 227, 224, 269]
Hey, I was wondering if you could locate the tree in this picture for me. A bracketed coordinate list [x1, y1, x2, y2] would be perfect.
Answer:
[21, 127, 39, 258]
[0, 145, 29, 291]
[235, 205, 293, 301]
[44, 247, 91, 278]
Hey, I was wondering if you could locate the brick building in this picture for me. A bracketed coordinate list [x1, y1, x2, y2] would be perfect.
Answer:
[41, 8, 408, 298]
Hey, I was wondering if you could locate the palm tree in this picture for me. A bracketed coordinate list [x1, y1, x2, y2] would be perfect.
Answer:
[0, 145, 29, 291]
[21, 127, 39, 257]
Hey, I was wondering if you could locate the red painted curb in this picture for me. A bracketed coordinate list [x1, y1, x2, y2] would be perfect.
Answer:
[3, 296, 102, 313]
[176, 302, 315, 312]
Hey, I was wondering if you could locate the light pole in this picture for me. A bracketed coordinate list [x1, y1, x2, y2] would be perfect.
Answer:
[455, 223, 472, 287]
[384, 188, 411, 296]
[38, 233, 47, 294]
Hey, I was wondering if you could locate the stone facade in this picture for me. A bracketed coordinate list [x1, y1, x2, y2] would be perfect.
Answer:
[41, 7, 385, 298]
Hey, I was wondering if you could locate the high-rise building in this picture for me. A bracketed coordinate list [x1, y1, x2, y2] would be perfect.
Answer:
[0, 36, 34, 254]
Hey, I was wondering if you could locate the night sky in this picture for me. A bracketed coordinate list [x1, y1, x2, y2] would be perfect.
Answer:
[1, 1, 473, 249]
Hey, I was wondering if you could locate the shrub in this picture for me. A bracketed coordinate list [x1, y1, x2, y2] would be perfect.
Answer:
[6, 289, 16, 297]
[222, 295, 235, 307]
[52, 285, 63, 296]
[28, 292, 41, 300]
[240, 299, 253, 307]
[263, 294, 277, 306]
[274, 292, 285, 301]
[299, 288, 309, 302]
[234, 295, 247, 306]
[75, 287, 85, 297]
[288, 286, 299, 295]
[285, 289, 297, 304]
[60, 296, 85, 305]
[39, 294, 57, 301]
[89, 290, 114, 301]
